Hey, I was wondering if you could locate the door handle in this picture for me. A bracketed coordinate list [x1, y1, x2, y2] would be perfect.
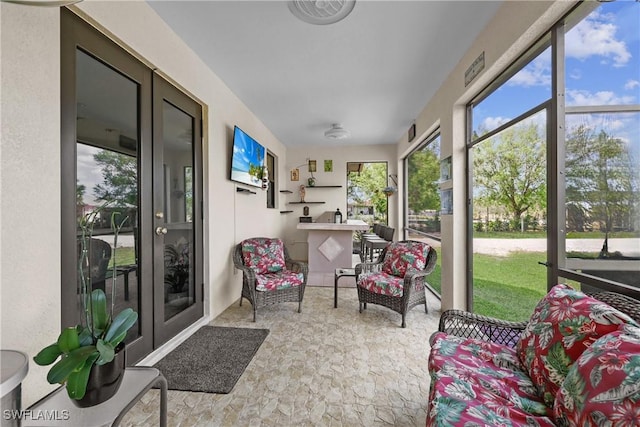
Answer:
[538, 261, 550, 267]
[155, 226, 168, 236]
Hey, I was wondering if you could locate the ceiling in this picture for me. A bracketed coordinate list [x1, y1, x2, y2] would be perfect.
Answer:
[147, 1, 503, 147]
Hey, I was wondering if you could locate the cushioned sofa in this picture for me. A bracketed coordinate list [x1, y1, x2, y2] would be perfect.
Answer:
[426, 284, 640, 426]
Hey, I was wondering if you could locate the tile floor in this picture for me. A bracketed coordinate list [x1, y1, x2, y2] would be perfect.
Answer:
[121, 285, 441, 427]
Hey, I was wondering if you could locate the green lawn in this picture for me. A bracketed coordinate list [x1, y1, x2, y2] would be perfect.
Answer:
[474, 230, 639, 239]
[473, 251, 547, 322]
[425, 251, 548, 322]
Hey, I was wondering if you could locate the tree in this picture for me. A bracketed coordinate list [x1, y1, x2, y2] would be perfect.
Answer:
[565, 125, 637, 233]
[473, 122, 546, 223]
[347, 163, 388, 223]
[92, 150, 137, 206]
[407, 146, 440, 213]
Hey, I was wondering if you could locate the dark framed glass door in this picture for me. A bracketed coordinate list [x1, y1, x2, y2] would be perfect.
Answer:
[61, 9, 203, 362]
[152, 75, 203, 346]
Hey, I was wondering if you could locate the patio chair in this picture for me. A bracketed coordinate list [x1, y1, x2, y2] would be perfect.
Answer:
[78, 238, 112, 293]
[355, 240, 437, 327]
[233, 237, 308, 321]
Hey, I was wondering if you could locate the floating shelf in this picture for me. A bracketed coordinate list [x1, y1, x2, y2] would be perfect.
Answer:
[279, 210, 294, 214]
[288, 201, 325, 204]
[236, 187, 256, 194]
[279, 190, 293, 193]
[307, 185, 342, 188]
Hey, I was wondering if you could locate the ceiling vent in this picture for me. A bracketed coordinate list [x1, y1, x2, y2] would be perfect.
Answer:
[288, 0, 356, 25]
[324, 123, 351, 140]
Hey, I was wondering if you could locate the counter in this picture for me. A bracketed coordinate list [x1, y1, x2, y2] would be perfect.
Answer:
[297, 220, 370, 274]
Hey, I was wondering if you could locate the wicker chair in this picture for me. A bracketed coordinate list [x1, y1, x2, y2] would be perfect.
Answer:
[233, 237, 308, 322]
[355, 240, 437, 327]
[437, 290, 640, 348]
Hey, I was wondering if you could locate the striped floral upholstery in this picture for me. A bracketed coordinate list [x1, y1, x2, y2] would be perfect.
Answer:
[241, 238, 286, 274]
[255, 271, 304, 292]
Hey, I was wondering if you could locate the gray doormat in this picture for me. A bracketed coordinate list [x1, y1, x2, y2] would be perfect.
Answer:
[154, 326, 269, 394]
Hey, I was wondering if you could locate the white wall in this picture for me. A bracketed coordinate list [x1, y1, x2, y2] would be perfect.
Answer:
[285, 144, 397, 261]
[0, 2, 62, 406]
[394, 0, 577, 311]
[0, 0, 579, 407]
[0, 1, 290, 406]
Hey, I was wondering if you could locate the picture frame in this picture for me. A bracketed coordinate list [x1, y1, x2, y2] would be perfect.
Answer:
[324, 160, 333, 172]
[291, 168, 299, 181]
[308, 160, 317, 173]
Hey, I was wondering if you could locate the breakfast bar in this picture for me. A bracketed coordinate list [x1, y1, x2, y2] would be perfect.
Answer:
[297, 219, 370, 274]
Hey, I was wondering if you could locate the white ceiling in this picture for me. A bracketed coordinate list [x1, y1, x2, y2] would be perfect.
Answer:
[147, 0, 502, 147]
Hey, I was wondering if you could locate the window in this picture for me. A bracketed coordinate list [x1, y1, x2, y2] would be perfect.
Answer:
[266, 151, 275, 209]
[404, 131, 442, 295]
[466, 1, 640, 319]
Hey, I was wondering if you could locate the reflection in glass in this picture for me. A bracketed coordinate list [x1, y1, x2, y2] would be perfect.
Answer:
[564, 112, 640, 289]
[75, 49, 140, 341]
[162, 101, 195, 321]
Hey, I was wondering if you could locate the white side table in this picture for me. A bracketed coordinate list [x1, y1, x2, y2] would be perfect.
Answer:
[25, 367, 166, 427]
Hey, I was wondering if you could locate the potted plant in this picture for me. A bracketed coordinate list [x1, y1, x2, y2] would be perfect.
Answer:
[33, 205, 138, 407]
[164, 242, 190, 300]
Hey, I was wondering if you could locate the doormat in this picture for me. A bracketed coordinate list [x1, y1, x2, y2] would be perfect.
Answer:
[154, 326, 269, 394]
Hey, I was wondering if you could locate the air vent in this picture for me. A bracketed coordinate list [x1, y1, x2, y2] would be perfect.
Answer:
[288, 0, 356, 25]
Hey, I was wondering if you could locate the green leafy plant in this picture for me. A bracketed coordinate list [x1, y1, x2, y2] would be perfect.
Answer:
[33, 205, 138, 400]
[164, 242, 190, 293]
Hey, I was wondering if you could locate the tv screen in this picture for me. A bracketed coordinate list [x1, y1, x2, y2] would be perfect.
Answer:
[230, 126, 266, 188]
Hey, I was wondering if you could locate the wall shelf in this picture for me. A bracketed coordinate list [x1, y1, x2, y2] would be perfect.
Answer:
[306, 185, 342, 188]
[279, 210, 294, 214]
[279, 190, 293, 193]
[288, 201, 325, 204]
[236, 187, 256, 194]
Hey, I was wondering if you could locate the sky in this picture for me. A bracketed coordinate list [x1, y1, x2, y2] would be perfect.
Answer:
[473, 1, 639, 157]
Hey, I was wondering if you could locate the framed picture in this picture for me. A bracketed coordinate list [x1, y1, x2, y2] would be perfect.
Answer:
[324, 160, 333, 172]
[291, 168, 299, 181]
[308, 160, 317, 173]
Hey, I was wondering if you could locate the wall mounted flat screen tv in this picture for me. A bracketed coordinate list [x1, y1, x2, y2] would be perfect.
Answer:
[230, 125, 266, 188]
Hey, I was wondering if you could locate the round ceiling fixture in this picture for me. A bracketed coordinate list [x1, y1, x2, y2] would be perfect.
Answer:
[324, 123, 351, 140]
[288, 0, 356, 25]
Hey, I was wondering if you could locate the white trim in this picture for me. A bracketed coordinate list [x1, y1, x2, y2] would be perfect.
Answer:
[136, 315, 212, 366]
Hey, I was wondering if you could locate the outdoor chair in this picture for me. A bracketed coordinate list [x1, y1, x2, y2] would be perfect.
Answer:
[355, 240, 437, 327]
[233, 237, 308, 322]
[362, 225, 395, 262]
[78, 238, 112, 293]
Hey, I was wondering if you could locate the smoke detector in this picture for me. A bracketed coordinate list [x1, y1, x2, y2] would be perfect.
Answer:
[288, 0, 356, 25]
[324, 123, 351, 140]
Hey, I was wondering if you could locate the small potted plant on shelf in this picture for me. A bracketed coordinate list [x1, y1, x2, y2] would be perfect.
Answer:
[33, 204, 138, 407]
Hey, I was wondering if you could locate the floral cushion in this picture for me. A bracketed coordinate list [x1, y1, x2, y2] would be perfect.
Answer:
[255, 271, 304, 292]
[515, 284, 636, 407]
[427, 332, 555, 426]
[382, 241, 430, 277]
[554, 324, 640, 426]
[357, 272, 404, 297]
[241, 238, 286, 274]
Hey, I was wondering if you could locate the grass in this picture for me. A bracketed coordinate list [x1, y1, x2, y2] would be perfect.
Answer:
[474, 231, 639, 239]
[472, 251, 547, 322]
[424, 250, 546, 322]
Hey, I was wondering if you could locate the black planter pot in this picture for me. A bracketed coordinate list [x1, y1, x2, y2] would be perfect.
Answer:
[72, 342, 126, 408]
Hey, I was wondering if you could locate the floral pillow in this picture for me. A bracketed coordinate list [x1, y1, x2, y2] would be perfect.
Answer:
[554, 324, 640, 426]
[382, 241, 429, 277]
[515, 284, 636, 407]
[241, 238, 286, 274]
